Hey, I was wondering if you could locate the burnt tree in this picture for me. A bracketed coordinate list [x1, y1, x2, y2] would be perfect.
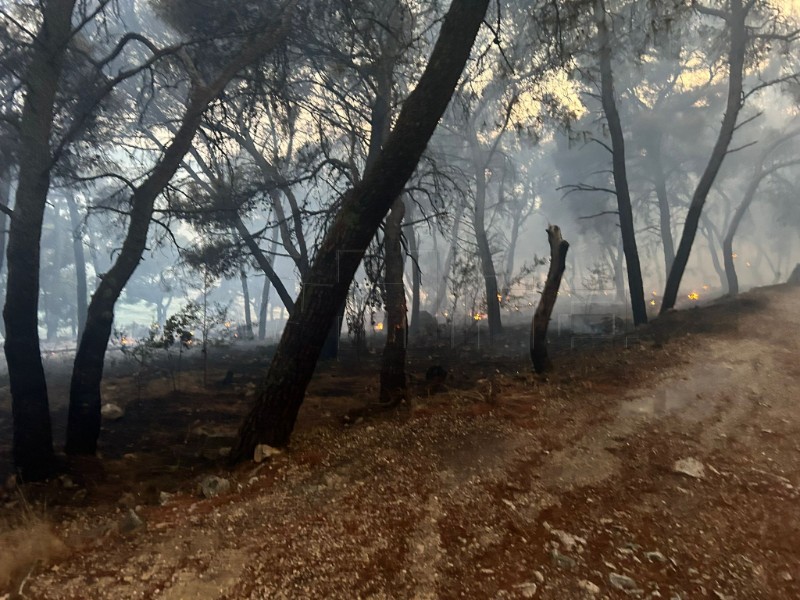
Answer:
[661, 0, 748, 313]
[3, 0, 76, 480]
[531, 225, 569, 374]
[65, 6, 295, 455]
[230, 0, 490, 462]
[594, 0, 648, 326]
[380, 198, 407, 404]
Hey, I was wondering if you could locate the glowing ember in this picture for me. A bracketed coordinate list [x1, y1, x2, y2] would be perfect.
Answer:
[650, 299, 656, 306]
[374, 322, 384, 331]
[652, 291, 658, 297]
[473, 313, 483, 321]
[687, 292, 700, 301]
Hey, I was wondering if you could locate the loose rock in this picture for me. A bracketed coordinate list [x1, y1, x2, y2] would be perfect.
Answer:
[609, 572, 638, 590]
[254, 444, 282, 463]
[578, 579, 601, 595]
[118, 509, 145, 534]
[199, 475, 231, 498]
[101, 403, 125, 421]
[673, 458, 705, 479]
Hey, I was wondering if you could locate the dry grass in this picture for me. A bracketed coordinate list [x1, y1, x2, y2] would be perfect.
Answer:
[0, 493, 69, 594]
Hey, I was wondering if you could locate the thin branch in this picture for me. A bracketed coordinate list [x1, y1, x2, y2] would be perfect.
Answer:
[578, 210, 619, 220]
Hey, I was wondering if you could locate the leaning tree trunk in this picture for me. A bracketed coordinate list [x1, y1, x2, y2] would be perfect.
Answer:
[723, 142, 800, 295]
[595, 0, 647, 326]
[661, 0, 747, 313]
[3, 0, 76, 480]
[258, 235, 280, 340]
[230, 0, 490, 462]
[66, 194, 88, 342]
[531, 226, 570, 374]
[44, 210, 66, 342]
[233, 216, 294, 313]
[380, 199, 408, 404]
[65, 12, 295, 455]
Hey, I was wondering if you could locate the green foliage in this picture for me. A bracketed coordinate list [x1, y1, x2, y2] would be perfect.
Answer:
[162, 301, 201, 349]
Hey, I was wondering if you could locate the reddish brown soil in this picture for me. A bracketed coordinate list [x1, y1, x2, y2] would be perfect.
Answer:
[1, 284, 799, 599]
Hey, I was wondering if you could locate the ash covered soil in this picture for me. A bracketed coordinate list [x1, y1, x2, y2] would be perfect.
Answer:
[2, 284, 800, 599]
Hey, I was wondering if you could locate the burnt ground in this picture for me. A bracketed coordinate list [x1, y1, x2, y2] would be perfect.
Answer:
[1, 284, 799, 599]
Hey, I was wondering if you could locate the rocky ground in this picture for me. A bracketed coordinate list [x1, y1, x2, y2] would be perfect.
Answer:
[1, 284, 799, 599]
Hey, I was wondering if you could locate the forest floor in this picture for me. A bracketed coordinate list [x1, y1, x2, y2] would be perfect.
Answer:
[1, 283, 799, 599]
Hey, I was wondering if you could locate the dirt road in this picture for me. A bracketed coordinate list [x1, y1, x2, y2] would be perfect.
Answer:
[3, 284, 799, 599]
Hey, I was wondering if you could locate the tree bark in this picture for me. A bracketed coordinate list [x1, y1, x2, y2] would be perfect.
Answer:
[471, 148, 503, 340]
[232, 216, 295, 312]
[65, 8, 295, 455]
[531, 225, 569, 374]
[66, 194, 88, 342]
[380, 199, 407, 404]
[432, 200, 465, 316]
[230, 0, 490, 462]
[44, 210, 66, 342]
[724, 135, 800, 295]
[258, 234, 280, 340]
[3, 0, 77, 480]
[501, 201, 523, 301]
[661, 0, 747, 313]
[241, 269, 253, 339]
[646, 136, 675, 275]
[0, 170, 10, 337]
[595, 0, 647, 326]
[403, 199, 421, 335]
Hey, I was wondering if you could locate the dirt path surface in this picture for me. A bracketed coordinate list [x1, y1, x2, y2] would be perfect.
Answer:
[2, 285, 799, 599]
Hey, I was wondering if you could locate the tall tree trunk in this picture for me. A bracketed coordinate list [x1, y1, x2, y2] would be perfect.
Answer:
[44, 212, 65, 342]
[241, 269, 253, 339]
[258, 278, 270, 340]
[701, 216, 727, 290]
[472, 156, 503, 340]
[4, 0, 76, 480]
[646, 136, 675, 275]
[65, 194, 87, 342]
[432, 201, 465, 316]
[258, 235, 280, 340]
[380, 199, 407, 404]
[230, 0, 489, 462]
[403, 199, 421, 335]
[65, 11, 295, 455]
[501, 203, 523, 300]
[607, 241, 625, 303]
[661, 0, 747, 313]
[595, 0, 647, 326]
[0, 171, 10, 338]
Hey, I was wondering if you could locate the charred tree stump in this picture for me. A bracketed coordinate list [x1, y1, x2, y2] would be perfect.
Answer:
[530, 225, 570, 374]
